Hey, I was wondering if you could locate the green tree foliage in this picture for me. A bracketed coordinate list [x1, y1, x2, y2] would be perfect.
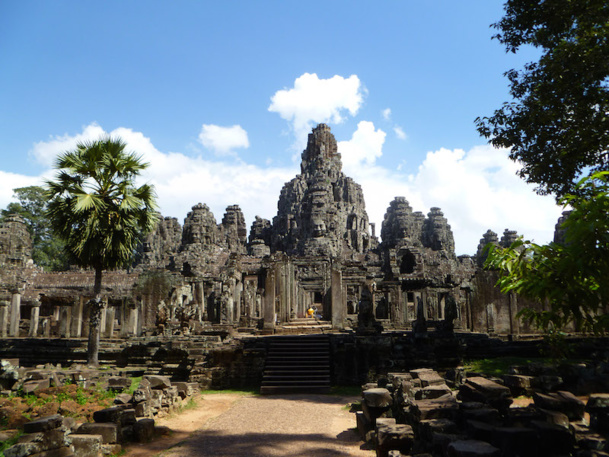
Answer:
[476, 0, 609, 197]
[0, 186, 69, 270]
[485, 171, 609, 335]
[46, 137, 157, 366]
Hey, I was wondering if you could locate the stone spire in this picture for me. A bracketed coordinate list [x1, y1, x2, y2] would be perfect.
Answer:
[476, 229, 499, 267]
[220, 205, 247, 254]
[271, 124, 370, 257]
[380, 197, 425, 249]
[421, 207, 455, 254]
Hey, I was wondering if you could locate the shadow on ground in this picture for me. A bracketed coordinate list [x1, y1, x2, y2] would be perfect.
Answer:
[164, 429, 370, 457]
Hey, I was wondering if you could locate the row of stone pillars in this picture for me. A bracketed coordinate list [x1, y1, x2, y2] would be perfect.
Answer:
[0, 293, 140, 339]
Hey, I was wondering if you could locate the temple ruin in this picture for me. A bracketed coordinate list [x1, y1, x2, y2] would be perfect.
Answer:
[0, 124, 552, 340]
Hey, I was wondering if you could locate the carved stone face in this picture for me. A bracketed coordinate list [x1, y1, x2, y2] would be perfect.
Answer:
[312, 219, 326, 238]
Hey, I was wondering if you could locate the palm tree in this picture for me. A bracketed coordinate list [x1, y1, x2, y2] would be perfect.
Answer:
[46, 137, 157, 366]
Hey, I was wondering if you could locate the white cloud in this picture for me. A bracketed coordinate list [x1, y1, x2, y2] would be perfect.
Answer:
[337, 121, 386, 171]
[5, 123, 563, 258]
[268, 73, 364, 146]
[0, 171, 44, 210]
[30, 123, 106, 168]
[382, 108, 391, 120]
[346, 144, 562, 255]
[198, 124, 249, 156]
[10, 124, 295, 232]
[394, 126, 407, 140]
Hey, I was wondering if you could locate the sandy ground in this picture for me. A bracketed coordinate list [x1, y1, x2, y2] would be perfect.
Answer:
[123, 393, 374, 457]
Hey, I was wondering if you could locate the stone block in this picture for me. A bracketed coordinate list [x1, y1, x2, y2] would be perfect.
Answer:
[93, 405, 132, 424]
[417, 370, 445, 387]
[447, 440, 501, 457]
[410, 368, 434, 379]
[70, 434, 102, 457]
[363, 388, 393, 408]
[419, 418, 459, 442]
[461, 407, 501, 426]
[409, 394, 458, 422]
[134, 401, 151, 417]
[23, 415, 64, 434]
[530, 420, 575, 457]
[362, 399, 391, 424]
[587, 394, 609, 432]
[465, 419, 495, 443]
[533, 391, 585, 421]
[77, 423, 118, 444]
[22, 378, 51, 394]
[538, 408, 570, 428]
[376, 423, 414, 457]
[459, 377, 512, 412]
[107, 377, 131, 392]
[356, 411, 373, 440]
[113, 393, 132, 405]
[23, 447, 75, 457]
[414, 384, 452, 400]
[491, 426, 538, 457]
[100, 444, 122, 456]
[143, 375, 171, 389]
[503, 374, 535, 396]
[133, 418, 155, 443]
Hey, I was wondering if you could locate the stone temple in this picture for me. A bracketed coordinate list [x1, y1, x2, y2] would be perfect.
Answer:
[0, 124, 551, 339]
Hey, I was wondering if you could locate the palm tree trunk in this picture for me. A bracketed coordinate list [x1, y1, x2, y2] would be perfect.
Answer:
[87, 267, 103, 367]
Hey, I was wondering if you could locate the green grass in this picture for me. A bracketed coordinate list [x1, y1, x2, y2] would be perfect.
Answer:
[0, 430, 22, 457]
[463, 357, 549, 377]
[329, 385, 361, 396]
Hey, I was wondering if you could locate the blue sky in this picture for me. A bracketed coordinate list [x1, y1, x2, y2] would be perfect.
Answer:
[0, 1, 562, 255]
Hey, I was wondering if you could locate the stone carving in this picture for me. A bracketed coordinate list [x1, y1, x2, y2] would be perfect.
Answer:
[553, 210, 572, 245]
[248, 216, 272, 257]
[0, 123, 569, 339]
[0, 214, 32, 266]
[220, 205, 247, 254]
[475, 229, 499, 267]
[271, 124, 370, 258]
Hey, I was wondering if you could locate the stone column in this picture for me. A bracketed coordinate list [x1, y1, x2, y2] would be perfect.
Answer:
[127, 303, 137, 336]
[105, 306, 115, 338]
[100, 300, 108, 336]
[29, 299, 42, 337]
[9, 291, 21, 337]
[71, 296, 84, 338]
[59, 305, 72, 338]
[0, 300, 10, 338]
[263, 269, 276, 330]
[331, 268, 345, 330]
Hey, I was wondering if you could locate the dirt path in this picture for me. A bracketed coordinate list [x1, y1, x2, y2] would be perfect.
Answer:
[123, 393, 374, 457]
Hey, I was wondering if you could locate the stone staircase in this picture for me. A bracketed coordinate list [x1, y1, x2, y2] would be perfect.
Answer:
[260, 334, 331, 394]
[277, 317, 332, 334]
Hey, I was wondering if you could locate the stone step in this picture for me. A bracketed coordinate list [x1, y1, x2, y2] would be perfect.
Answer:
[260, 334, 331, 395]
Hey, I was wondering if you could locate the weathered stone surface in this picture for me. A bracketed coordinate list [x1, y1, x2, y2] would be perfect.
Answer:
[491, 426, 538, 457]
[70, 434, 102, 457]
[220, 205, 247, 254]
[447, 439, 501, 457]
[533, 391, 585, 421]
[76, 423, 118, 444]
[459, 377, 513, 412]
[530, 420, 575, 456]
[143, 375, 172, 390]
[408, 394, 459, 422]
[271, 124, 371, 258]
[133, 418, 155, 443]
[376, 423, 414, 457]
[23, 415, 63, 434]
[107, 377, 131, 392]
[362, 388, 393, 408]
[417, 370, 445, 387]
